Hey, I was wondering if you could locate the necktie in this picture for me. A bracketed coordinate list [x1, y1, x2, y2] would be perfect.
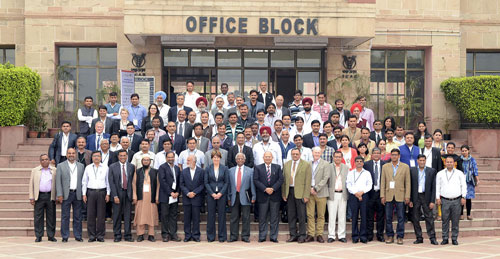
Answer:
[266, 165, 271, 183]
[171, 134, 174, 144]
[179, 123, 184, 137]
[236, 167, 242, 192]
[128, 135, 132, 144]
[376, 134, 380, 143]
[97, 135, 101, 150]
[374, 162, 379, 187]
[291, 161, 296, 185]
[122, 164, 127, 189]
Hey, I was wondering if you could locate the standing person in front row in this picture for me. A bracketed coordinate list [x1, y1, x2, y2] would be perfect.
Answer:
[282, 148, 312, 243]
[180, 155, 205, 242]
[29, 154, 57, 242]
[306, 147, 331, 243]
[82, 151, 110, 242]
[158, 151, 182, 242]
[228, 153, 256, 243]
[327, 151, 349, 243]
[410, 154, 438, 245]
[380, 148, 410, 245]
[436, 156, 467, 245]
[56, 148, 84, 242]
[363, 148, 386, 242]
[132, 156, 159, 242]
[346, 156, 372, 243]
[254, 152, 283, 243]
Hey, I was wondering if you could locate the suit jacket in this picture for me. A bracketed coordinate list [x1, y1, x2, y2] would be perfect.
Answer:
[194, 136, 210, 153]
[257, 92, 275, 109]
[128, 133, 143, 153]
[363, 159, 386, 199]
[421, 147, 444, 172]
[204, 164, 230, 196]
[140, 116, 165, 137]
[158, 163, 181, 203]
[399, 144, 420, 167]
[302, 133, 317, 149]
[108, 161, 135, 201]
[227, 145, 254, 168]
[380, 162, 411, 202]
[237, 116, 256, 129]
[312, 159, 331, 198]
[48, 132, 77, 164]
[244, 101, 265, 119]
[370, 131, 386, 142]
[221, 136, 233, 151]
[77, 149, 92, 166]
[179, 167, 205, 206]
[90, 117, 116, 135]
[282, 159, 312, 200]
[203, 149, 228, 169]
[327, 163, 349, 201]
[210, 107, 228, 120]
[228, 165, 256, 206]
[86, 133, 110, 152]
[410, 166, 437, 205]
[29, 166, 57, 201]
[253, 163, 283, 203]
[158, 133, 186, 155]
[167, 105, 193, 123]
[102, 151, 118, 167]
[176, 121, 193, 139]
[125, 149, 136, 163]
[55, 160, 84, 200]
[276, 106, 291, 118]
[329, 109, 350, 125]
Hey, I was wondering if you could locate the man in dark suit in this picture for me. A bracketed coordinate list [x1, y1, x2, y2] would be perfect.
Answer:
[257, 81, 275, 110]
[167, 94, 193, 123]
[422, 135, 444, 172]
[125, 122, 142, 153]
[253, 152, 283, 242]
[179, 154, 205, 242]
[158, 151, 182, 242]
[159, 121, 186, 155]
[227, 132, 254, 168]
[363, 147, 386, 242]
[108, 150, 135, 242]
[86, 121, 110, 152]
[118, 136, 135, 163]
[410, 154, 438, 245]
[90, 105, 116, 134]
[370, 120, 386, 143]
[302, 120, 321, 148]
[275, 95, 290, 119]
[327, 126, 346, 151]
[175, 109, 193, 139]
[49, 121, 77, 165]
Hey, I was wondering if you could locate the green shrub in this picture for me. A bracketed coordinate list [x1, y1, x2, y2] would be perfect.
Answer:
[0, 63, 41, 127]
[440, 76, 500, 124]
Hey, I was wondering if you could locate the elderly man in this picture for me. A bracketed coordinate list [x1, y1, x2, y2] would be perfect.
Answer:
[211, 83, 230, 109]
[86, 121, 110, 152]
[180, 155, 205, 242]
[195, 97, 215, 125]
[154, 91, 170, 123]
[211, 96, 228, 118]
[327, 151, 349, 243]
[257, 81, 276, 108]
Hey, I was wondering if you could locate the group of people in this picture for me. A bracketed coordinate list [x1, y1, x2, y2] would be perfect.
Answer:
[30, 81, 479, 246]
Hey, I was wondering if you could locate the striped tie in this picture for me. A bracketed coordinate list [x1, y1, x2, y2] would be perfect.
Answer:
[266, 165, 271, 183]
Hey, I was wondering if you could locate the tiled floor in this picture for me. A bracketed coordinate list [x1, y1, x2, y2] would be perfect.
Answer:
[0, 236, 500, 259]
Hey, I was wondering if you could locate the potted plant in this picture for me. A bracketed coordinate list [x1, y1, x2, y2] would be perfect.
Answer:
[24, 107, 46, 138]
[442, 117, 452, 140]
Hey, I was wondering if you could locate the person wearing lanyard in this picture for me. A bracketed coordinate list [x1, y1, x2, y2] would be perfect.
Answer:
[363, 147, 386, 242]
[127, 93, 148, 131]
[409, 154, 438, 245]
[56, 148, 85, 242]
[399, 132, 420, 168]
[158, 151, 182, 242]
[346, 156, 372, 243]
[49, 121, 77, 166]
[327, 151, 349, 243]
[436, 156, 467, 245]
[296, 97, 322, 135]
[380, 148, 410, 245]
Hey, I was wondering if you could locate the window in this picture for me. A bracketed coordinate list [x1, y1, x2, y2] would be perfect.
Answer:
[370, 50, 425, 128]
[466, 52, 500, 76]
[0, 47, 15, 65]
[57, 47, 117, 111]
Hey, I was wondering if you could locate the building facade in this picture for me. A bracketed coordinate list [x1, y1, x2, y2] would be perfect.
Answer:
[1, 0, 500, 130]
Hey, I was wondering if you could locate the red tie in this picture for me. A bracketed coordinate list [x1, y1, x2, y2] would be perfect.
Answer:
[171, 134, 174, 143]
[122, 164, 127, 189]
[236, 167, 242, 192]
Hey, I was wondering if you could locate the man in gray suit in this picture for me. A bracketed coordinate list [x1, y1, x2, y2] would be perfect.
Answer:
[204, 136, 228, 169]
[245, 89, 265, 120]
[192, 123, 210, 153]
[56, 147, 85, 242]
[326, 150, 349, 243]
[228, 153, 256, 243]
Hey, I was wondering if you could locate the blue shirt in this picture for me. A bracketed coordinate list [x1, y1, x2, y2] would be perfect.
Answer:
[418, 167, 426, 193]
[127, 104, 147, 130]
[313, 134, 320, 146]
[392, 162, 399, 177]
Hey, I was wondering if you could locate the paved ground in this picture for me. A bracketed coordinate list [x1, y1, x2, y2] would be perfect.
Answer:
[1, 236, 500, 259]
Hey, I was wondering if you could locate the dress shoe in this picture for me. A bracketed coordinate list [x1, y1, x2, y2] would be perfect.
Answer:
[397, 238, 403, 245]
[183, 238, 190, 242]
[219, 239, 225, 243]
[270, 239, 278, 243]
[97, 238, 104, 242]
[367, 237, 373, 242]
[137, 235, 145, 242]
[386, 236, 394, 244]
[377, 236, 385, 242]
[286, 237, 298, 242]
[62, 238, 68, 243]
[48, 237, 57, 242]
[452, 240, 459, 245]
[75, 238, 83, 242]
[162, 237, 169, 242]
[148, 235, 155, 242]
[35, 237, 42, 242]
[228, 239, 237, 243]
[125, 238, 134, 242]
[258, 239, 265, 242]
[327, 238, 335, 243]
[194, 238, 201, 242]
[430, 239, 439, 245]
[114, 238, 121, 242]
[242, 238, 250, 243]
[298, 238, 306, 244]
[441, 240, 449, 245]
[305, 235, 315, 242]
[347, 218, 352, 222]
[170, 236, 181, 242]
[361, 239, 368, 244]
[339, 238, 347, 243]
[208, 239, 215, 243]
[352, 239, 359, 244]
[317, 236, 325, 243]
[413, 239, 423, 244]
[88, 238, 96, 242]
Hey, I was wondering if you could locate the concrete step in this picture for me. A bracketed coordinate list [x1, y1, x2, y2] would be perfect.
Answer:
[14, 150, 46, 156]
[0, 169, 32, 177]
[0, 176, 30, 184]
[478, 171, 500, 180]
[17, 145, 50, 152]
[25, 138, 53, 145]
[0, 184, 28, 192]
[0, 193, 28, 201]
[8, 161, 40, 168]
[0, 201, 32, 209]
[474, 193, 500, 201]
[471, 209, 500, 218]
[12, 155, 44, 162]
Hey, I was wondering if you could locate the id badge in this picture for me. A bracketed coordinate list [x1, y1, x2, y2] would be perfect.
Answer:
[389, 181, 395, 189]
[410, 159, 416, 167]
[133, 119, 138, 126]
[143, 184, 150, 192]
[418, 185, 423, 193]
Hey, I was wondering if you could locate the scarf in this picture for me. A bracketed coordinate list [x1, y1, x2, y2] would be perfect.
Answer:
[460, 155, 475, 185]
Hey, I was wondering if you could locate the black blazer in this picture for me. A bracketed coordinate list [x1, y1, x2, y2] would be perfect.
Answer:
[253, 163, 283, 203]
[220, 136, 234, 151]
[48, 132, 77, 164]
[257, 92, 275, 110]
[363, 160, 386, 199]
[176, 121, 193, 139]
[370, 131, 386, 142]
[227, 145, 254, 168]
[90, 117, 117, 135]
[103, 151, 118, 167]
[158, 163, 181, 203]
[127, 133, 143, 153]
[179, 167, 205, 206]
[168, 106, 193, 123]
[410, 167, 437, 205]
[126, 150, 135, 163]
[158, 133, 186, 155]
[204, 164, 230, 196]
[135, 168, 158, 203]
[302, 133, 316, 149]
[140, 116, 165, 137]
[421, 147, 444, 172]
[329, 109, 350, 124]
[108, 161, 135, 201]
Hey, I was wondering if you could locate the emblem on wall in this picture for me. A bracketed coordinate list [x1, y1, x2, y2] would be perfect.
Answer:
[342, 55, 357, 78]
[132, 53, 146, 76]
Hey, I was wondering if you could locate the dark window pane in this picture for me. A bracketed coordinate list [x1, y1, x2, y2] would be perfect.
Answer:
[191, 49, 215, 67]
[218, 69, 241, 97]
[370, 70, 385, 82]
[218, 49, 241, 67]
[244, 50, 268, 67]
[164, 49, 188, 67]
[297, 50, 321, 68]
[0, 50, 4, 64]
[59, 47, 77, 66]
[387, 50, 405, 68]
[78, 68, 97, 101]
[244, 70, 268, 99]
[99, 68, 117, 88]
[475, 53, 500, 71]
[99, 48, 117, 67]
[271, 50, 294, 67]
[407, 50, 424, 69]
[475, 72, 500, 76]
[5, 49, 15, 65]
[371, 50, 385, 68]
[79, 48, 97, 66]
[466, 72, 473, 77]
[387, 70, 405, 83]
[466, 53, 473, 71]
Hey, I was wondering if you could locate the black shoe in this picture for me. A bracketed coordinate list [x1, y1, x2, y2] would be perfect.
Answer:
[367, 237, 373, 242]
[339, 238, 347, 243]
[328, 238, 335, 243]
[114, 238, 121, 242]
[242, 238, 250, 243]
[170, 236, 181, 242]
[48, 237, 57, 242]
[430, 239, 439, 245]
[97, 238, 104, 242]
[228, 239, 237, 243]
[286, 237, 298, 242]
[270, 239, 278, 243]
[148, 235, 155, 242]
[163, 237, 169, 242]
[75, 238, 83, 242]
[413, 239, 423, 244]
[88, 238, 96, 242]
[352, 239, 359, 243]
[258, 239, 265, 243]
[208, 239, 215, 243]
[35, 237, 42, 242]
[377, 236, 385, 242]
[194, 238, 200, 242]
[125, 238, 134, 242]
[137, 235, 145, 242]
[62, 238, 68, 243]
[452, 240, 459, 245]
[183, 238, 190, 242]
[441, 240, 449, 245]
[219, 239, 225, 243]
[361, 239, 368, 244]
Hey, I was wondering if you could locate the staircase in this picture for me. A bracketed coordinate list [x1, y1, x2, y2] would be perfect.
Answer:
[1, 138, 500, 240]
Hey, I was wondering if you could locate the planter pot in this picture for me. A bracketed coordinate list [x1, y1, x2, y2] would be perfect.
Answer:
[39, 132, 48, 138]
[28, 131, 38, 138]
[443, 134, 451, 141]
[48, 128, 59, 138]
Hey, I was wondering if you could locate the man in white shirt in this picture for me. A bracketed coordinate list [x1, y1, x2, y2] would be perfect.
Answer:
[296, 97, 322, 135]
[155, 91, 170, 123]
[436, 156, 467, 246]
[253, 126, 282, 168]
[286, 135, 313, 163]
[211, 83, 230, 109]
[154, 140, 179, 170]
[78, 96, 98, 137]
[346, 156, 372, 243]
[183, 81, 201, 110]
[178, 137, 205, 170]
[225, 92, 236, 109]
[393, 126, 405, 146]
[82, 151, 110, 242]
[131, 139, 156, 170]
[289, 117, 306, 141]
